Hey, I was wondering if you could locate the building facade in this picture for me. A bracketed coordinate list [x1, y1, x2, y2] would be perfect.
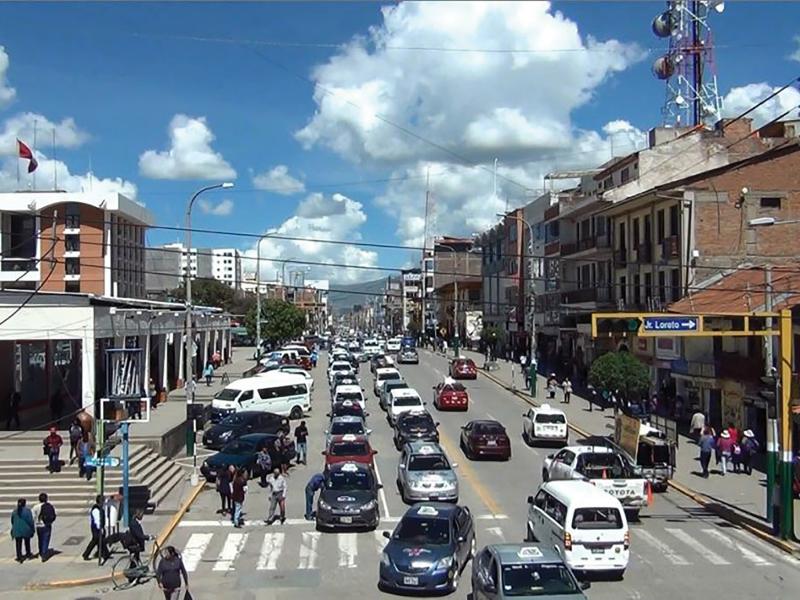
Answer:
[146, 244, 242, 295]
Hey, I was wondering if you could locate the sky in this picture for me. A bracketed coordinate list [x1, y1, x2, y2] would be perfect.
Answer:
[1, 1, 799, 285]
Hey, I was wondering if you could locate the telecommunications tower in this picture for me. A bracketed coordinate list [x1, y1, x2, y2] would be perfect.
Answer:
[651, 0, 725, 127]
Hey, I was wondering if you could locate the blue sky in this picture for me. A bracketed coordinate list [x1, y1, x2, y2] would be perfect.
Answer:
[0, 2, 798, 284]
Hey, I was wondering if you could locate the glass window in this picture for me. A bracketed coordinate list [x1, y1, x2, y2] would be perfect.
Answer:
[329, 442, 369, 456]
[393, 396, 422, 407]
[473, 422, 505, 435]
[534, 413, 565, 424]
[394, 517, 450, 545]
[572, 507, 624, 530]
[65, 257, 80, 275]
[500, 562, 580, 597]
[326, 469, 372, 490]
[408, 454, 450, 471]
[330, 421, 365, 436]
[657, 209, 665, 243]
[65, 203, 81, 228]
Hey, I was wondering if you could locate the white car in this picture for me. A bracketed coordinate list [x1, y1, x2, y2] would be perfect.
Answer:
[328, 360, 354, 385]
[522, 404, 568, 446]
[333, 384, 366, 410]
[387, 388, 424, 426]
[385, 338, 402, 353]
[373, 367, 402, 396]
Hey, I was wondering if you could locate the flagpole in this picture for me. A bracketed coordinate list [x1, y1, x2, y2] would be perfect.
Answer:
[15, 141, 20, 188]
[53, 129, 57, 191]
[32, 119, 37, 191]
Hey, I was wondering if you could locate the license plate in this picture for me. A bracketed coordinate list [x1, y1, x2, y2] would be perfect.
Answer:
[487, 440, 497, 446]
[403, 576, 419, 586]
[340, 516, 353, 523]
[591, 548, 605, 554]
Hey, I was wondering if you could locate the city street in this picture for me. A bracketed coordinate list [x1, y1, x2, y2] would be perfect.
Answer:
[152, 352, 800, 600]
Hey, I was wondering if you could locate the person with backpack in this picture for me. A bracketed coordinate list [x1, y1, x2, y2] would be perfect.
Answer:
[10, 498, 35, 563]
[82, 495, 110, 562]
[68, 419, 83, 464]
[31, 493, 56, 561]
[740, 429, 760, 476]
[43, 427, 63, 473]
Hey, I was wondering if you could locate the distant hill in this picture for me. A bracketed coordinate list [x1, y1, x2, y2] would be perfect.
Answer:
[328, 277, 387, 314]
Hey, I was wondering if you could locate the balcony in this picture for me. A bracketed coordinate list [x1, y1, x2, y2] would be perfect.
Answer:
[1, 257, 37, 272]
[561, 287, 612, 305]
[544, 241, 560, 256]
[637, 242, 653, 263]
[661, 235, 680, 260]
[614, 248, 628, 266]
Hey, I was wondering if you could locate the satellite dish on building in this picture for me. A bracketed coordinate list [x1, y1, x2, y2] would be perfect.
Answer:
[652, 55, 675, 80]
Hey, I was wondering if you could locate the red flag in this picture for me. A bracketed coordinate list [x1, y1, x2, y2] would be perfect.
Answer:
[17, 139, 38, 173]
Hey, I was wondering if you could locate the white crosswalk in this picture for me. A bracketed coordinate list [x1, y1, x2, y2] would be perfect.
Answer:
[175, 523, 794, 575]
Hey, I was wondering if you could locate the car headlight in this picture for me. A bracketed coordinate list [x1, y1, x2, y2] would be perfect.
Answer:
[318, 499, 331, 510]
[434, 555, 454, 570]
[360, 499, 377, 511]
[381, 551, 391, 567]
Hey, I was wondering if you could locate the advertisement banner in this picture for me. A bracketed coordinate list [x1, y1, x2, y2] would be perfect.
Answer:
[465, 311, 483, 342]
[614, 413, 641, 461]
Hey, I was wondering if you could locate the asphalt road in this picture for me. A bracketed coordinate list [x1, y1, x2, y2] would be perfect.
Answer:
[104, 350, 800, 600]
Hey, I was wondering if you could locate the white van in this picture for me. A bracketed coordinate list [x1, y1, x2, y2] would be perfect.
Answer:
[211, 372, 311, 422]
[526, 480, 629, 577]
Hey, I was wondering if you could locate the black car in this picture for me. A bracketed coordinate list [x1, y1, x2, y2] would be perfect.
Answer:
[202, 411, 289, 450]
[316, 462, 381, 531]
[328, 400, 368, 422]
[330, 372, 359, 394]
[379, 503, 476, 594]
[200, 433, 293, 482]
[393, 411, 439, 449]
[370, 354, 389, 374]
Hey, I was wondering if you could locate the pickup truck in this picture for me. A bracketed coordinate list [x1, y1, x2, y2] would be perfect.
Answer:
[542, 445, 649, 517]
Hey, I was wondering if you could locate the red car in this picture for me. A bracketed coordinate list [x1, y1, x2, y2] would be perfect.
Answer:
[459, 420, 511, 460]
[322, 434, 377, 468]
[433, 379, 469, 411]
[449, 358, 477, 379]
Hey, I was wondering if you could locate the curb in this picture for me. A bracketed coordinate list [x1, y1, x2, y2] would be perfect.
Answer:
[470, 359, 800, 557]
[26, 480, 207, 590]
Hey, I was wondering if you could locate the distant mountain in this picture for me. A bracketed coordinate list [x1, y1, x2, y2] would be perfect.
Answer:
[328, 277, 387, 314]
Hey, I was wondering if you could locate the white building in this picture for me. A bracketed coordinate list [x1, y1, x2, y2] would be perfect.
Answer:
[211, 248, 242, 289]
[146, 244, 242, 294]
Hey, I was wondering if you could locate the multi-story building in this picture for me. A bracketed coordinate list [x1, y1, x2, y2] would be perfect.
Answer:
[0, 191, 153, 298]
[433, 237, 482, 341]
[146, 244, 241, 295]
[401, 268, 422, 332]
[382, 276, 403, 335]
[211, 249, 242, 289]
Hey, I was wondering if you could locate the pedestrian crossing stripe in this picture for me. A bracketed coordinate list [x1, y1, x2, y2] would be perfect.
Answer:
[257, 532, 284, 570]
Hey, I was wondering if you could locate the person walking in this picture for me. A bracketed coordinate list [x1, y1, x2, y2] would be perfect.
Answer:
[519, 354, 528, 389]
[562, 378, 572, 404]
[257, 447, 273, 487]
[546, 374, 557, 401]
[264, 467, 287, 525]
[717, 430, 735, 476]
[82, 495, 110, 562]
[43, 427, 63, 473]
[203, 362, 214, 386]
[6, 390, 21, 429]
[68, 419, 83, 464]
[78, 434, 95, 481]
[294, 421, 308, 465]
[698, 426, 716, 478]
[304, 472, 325, 520]
[31, 492, 56, 561]
[310, 350, 318, 368]
[231, 469, 247, 528]
[689, 410, 705, 441]
[10, 498, 35, 563]
[274, 432, 292, 474]
[216, 465, 234, 514]
[148, 378, 158, 412]
[740, 430, 759, 476]
[104, 493, 121, 536]
[156, 545, 189, 600]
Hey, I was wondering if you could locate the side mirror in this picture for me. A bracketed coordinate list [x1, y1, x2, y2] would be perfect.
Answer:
[451, 462, 459, 468]
[457, 535, 466, 543]
[435, 422, 440, 427]
[547, 454, 554, 460]
[580, 581, 592, 590]
[398, 464, 406, 469]
[382, 531, 391, 539]
[527, 495, 534, 504]
[372, 450, 378, 455]
[377, 483, 384, 489]
[365, 412, 370, 417]
[324, 430, 329, 435]
[321, 451, 327, 455]
[326, 413, 331, 418]
[366, 429, 373, 435]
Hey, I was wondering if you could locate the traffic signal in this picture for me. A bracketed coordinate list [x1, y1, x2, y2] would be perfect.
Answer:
[596, 317, 642, 335]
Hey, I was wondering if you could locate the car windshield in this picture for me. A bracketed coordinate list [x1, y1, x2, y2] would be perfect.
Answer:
[401, 414, 434, 429]
[330, 442, 369, 456]
[214, 388, 240, 402]
[572, 507, 624, 529]
[336, 392, 362, 402]
[221, 439, 256, 455]
[535, 414, 566, 424]
[331, 422, 365, 436]
[327, 470, 372, 491]
[379, 372, 401, 381]
[333, 406, 362, 418]
[473, 423, 505, 435]
[394, 396, 422, 407]
[394, 516, 450, 545]
[442, 384, 466, 393]
[219, 413, 249, 426]
[332, 364, 350, 371]
[409, 454, 450, 471]
[500, 562, 580, 596]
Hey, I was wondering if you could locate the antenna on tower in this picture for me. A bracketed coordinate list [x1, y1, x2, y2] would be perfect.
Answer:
[651, 0, 725, 127]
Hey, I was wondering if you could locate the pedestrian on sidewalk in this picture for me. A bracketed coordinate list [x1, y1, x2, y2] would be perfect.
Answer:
[156, 545, 190, 600]
[264, 467, 287, 525]
[78, 434, 95, 481]
[32, 492, 56, 561]
[203, 362, 214, 386]
[68, 419, 83, 464]
[562, 378, 572, 404]
[6, 390, 21, 429]
[586, 385, 595, 412]
[311, 350, 318, 368]
[257, 448, 273, 487]
[231, 469, 248, 528]
[717, 430, 735, 476]
[216, 465, 234, 514]
[294, 420, 308, 465]
[698, 427, 716, 478]
[690, 410, 706, 441]
[10, 498, 35, 563]
[43, 427, 63, 473]
[304, 472, 325, 520]
[740, 430, 759, 476]
[104, 493, 121, 536]
[148, 378, 158, 412]
[82, 495, 110, 562]
[649, 393, 659, 416]
[546, 374, 557, 401]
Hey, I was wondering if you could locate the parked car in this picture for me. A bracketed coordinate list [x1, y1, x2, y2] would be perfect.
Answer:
[200, 433, 292, 482]
[433, 378, 469, 411]
[449, 358, 478, 379]
[202, 410, 289, 450]
[460, 420, 511, 461]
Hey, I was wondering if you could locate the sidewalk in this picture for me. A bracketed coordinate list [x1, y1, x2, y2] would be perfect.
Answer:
[453, 348, 800, 544]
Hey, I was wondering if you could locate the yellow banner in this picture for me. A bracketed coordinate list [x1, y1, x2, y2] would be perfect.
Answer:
[614, 413, 641, 461]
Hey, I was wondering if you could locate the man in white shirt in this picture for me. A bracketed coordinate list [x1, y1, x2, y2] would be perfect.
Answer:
[264, 468, 288, 525]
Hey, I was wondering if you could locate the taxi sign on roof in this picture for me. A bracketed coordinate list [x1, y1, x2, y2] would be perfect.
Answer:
[341, 399, 353, 406]
[341, 462, 359, 472]
[517, 547, 543, 559]
[341, 434, 357, 441]
[418, 445, 436, 454]
[417, 505, 439, 516]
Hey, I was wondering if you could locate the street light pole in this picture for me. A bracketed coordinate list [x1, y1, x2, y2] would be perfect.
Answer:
[438, 243, 459, 357]
[255, 233, 272, 358]
[185, 182, 233, 459]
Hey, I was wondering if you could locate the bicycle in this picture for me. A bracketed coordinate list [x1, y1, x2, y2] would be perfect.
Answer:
[111, 538, 161, 590]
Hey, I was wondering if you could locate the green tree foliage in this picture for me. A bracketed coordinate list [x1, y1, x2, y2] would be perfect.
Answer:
[480, 325, 505, 345]
[170, 280, 256, 316]
[588, 351, 650, 400]
[245, 298, 306, 345]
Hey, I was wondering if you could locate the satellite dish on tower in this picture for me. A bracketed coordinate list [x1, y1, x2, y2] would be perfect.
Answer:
[652, 56, 675, 80]
[652, 11, 675, 37]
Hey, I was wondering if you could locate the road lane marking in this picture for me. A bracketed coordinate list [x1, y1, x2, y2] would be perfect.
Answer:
[665, 528, 730, 565]
[373, 459, 392, 519]
[635, 529, 689, 565]
[436, 428, 502, 516]
[725, 528, 800, 565]
[212, 532, 248, 571]
[702, 528, 772, 566]
[182, 533, 214, 572]
[338, 533, 358, 568]
[298, 531, 320, 569]
[486, 526, 505, 540]
[256, 532, 285, 570]
[375, 529, 390, 553]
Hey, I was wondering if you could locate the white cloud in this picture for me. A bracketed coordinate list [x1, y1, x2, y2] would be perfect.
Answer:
[790, 36, 800, 63]
[295, 1, 643, 165]
[0, 46, 15, 108]
[198, 198, 234, 216]
[138, 114, 236, 180]
[252, 164, 305, 195]
[0, 112, 89, 154]
[722, 82, 800, 128]
[243, 192, 377, 284]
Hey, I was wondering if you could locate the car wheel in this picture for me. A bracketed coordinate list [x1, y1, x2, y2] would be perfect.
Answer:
[468, 536, 477, 561]
[613, 569, 626, 581]
[450, 562, 460, 592]
[542, 469, 549, 482]
[627, 509, 641, 521]
[525, 522, 537, 542]
[289, 406, 303, 420]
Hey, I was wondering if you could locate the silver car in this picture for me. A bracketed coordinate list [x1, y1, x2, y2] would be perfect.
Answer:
[325, 415, 370, 445]
[396, 441, 458, 504]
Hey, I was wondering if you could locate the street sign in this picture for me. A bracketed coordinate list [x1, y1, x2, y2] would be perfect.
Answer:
[85, 456, 121, 468]
[642, 315, 699, 333]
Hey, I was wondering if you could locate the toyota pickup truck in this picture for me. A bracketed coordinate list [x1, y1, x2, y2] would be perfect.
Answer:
[542, 445, 649, 518]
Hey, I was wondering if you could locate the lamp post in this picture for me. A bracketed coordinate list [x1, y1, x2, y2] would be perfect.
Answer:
[184, 182, 233, 460]
[437, 243, 460, 357]
[255, 233, 273, 358]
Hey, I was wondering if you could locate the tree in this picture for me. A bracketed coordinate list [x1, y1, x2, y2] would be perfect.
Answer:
[588, 351, 650, 400]
[244, 298, 306, 345]
[170, 279, 235, 312]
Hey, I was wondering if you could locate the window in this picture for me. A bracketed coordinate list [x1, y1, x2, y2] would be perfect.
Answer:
[658, 271, 666, 302]
[65, 203, 81, 229]
[657, 209, 665, 243]
[603, 176, 613, 190]
[65, 281, 80, 293]
[65, 257, 80, 275]
[669, 205, 679, 236]
[619, 276, 627, 304]
[760, 197, 781, 209]
[644, 272, 653, 301]
[671, 269, 681, 301]
[618, 222, 626, 250]
[595, 216, 607, 237]
[644, 214, 652, 244]
[632, 218, 640, 248]
[620, 167, 630, 183]
[633, 274, 641, 305]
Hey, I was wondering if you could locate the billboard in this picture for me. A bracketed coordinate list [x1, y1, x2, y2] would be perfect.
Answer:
[465, 311, 483, 342]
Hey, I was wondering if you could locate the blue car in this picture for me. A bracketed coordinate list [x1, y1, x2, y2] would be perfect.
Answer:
[379, 502, 475, 594]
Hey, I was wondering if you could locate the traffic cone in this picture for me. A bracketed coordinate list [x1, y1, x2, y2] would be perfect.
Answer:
[601, 468, 607, 479]
[646, 481, 654, 506]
